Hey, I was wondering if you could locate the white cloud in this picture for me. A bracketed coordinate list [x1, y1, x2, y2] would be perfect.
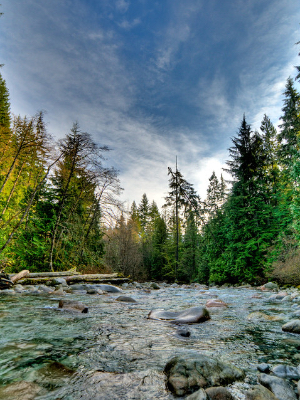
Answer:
[115, 0, 130, 13]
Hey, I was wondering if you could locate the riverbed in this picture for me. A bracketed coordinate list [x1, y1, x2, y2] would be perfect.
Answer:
[0, 283, 300, 399]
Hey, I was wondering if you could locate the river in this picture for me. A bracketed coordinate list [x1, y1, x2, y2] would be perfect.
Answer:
[0, 283, 299, 399]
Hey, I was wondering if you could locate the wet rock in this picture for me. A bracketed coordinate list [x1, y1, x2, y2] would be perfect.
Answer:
[282, 319, 300, 333]
[51, 277, 68, 286]
[206, 299, 227, 308]
[258, 373, 297, 400]
[186, 388, 208, 399]
[245, 384, 279, 400]
[98, 284, 122, 293]
[205, 386, 234, 399]
[257, 363, 270, 373]
[0, 381, 43, 400]
[58, 299, 88, 313]
[164, 355, 245, 396]
[35, 361, 75, 387]
[272, 364, 300, 380]
[177, 328, 191, 337]
[116, 296, 137, 303]
[150, 282, 160, 290]
[148, 306, 210, 324]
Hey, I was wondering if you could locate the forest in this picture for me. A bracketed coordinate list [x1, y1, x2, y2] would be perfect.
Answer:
[0, 45, 300, 286]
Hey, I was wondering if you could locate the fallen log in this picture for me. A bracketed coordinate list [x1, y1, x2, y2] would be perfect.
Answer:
[11, 270, 30, 284]
[27, 271, 80, 278]
[18, 275, 129, 285]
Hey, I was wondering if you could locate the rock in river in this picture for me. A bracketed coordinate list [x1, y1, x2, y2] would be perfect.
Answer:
[148, 306, 210, 324]
[282, 319, 300, 333]
[116, 296, 137, 303]
[258, 373, 297, 400]
[58, 300, 88, 313]
[245, 384, 279, 400]
[164, 354, 245, 396]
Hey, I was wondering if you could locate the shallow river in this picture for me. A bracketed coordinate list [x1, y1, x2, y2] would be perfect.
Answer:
[1, 284, 300, 399]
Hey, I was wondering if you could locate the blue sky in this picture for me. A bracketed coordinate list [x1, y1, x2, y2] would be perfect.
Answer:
[0, 0, 300, 208]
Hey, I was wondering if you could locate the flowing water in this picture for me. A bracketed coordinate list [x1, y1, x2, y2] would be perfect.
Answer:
[0, 284, 300, 399]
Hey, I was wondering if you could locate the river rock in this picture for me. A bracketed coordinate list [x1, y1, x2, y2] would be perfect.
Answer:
[245, 384, 279, 400]
[58, 299, 88, 313]
[51, 277, 68, 286]
[35, 361, 75, 386]
[116, 296, 137, 303]
[177, 328, 191, 337]
[206, 299, 227, 308]
[186, 388, 208, 399]
[150, 282, 160, 290]
[205, 386, 234, 399]
[0, 381, 43, 400]
[257, 363, 270, 373]
[97, 284, 122, 293]
[272, 364, 300, 380]
[258, 373, 297, 400]
[164, 355, 245, 396]
[148, 306, 210, 324]
[282, 319, 300, 333]
[264, 282, 279, 290]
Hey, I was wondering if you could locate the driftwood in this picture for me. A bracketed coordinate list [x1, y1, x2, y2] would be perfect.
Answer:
[65, 274, 128, 284]
[27, 271, 80, 278]
[11, 270, 29, 283]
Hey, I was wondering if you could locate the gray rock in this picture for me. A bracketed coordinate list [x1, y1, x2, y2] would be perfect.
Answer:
[264, 282, 279, 290]
[51, 277, 68, 286]
[205, 386, 234, 399]
[258, 373, 297, 400]
[58, 300, 88, 313]
[282, 319, 300, 334]
[148, 306, 210, 324]
[177, 328, 191, 337]
[38, 285, 54, 293]
[282, 295, 292, 301]
[150, 282, 160, 290]
[245, 384, 279, 400]
[257, 363, 270, 373]
[272, 364, 300, 380]
[116, 296, 137, 303]
[186, 388, 208, 399]
[164, 355, 245, 396]
[97, 284, 122, 293]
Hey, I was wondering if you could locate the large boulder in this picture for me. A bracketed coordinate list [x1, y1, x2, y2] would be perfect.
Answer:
[272, 364, 300, 380]
[205, 386, 234, 399]
[164, 355, 245, 396]
[258, 373, 297, 400]
[148, 306, 210, 324]
[97, 284, 122, 293]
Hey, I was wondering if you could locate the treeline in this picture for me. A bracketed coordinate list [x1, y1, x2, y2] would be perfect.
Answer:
[105, 48, 300, 285]
[0, 74, 122, 272]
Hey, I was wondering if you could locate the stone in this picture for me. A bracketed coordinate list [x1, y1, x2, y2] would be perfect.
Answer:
[52, 287, 65, 295]
[257, 363, 270, 373]
[258, 373, 297, 400]
[186, 388, 208, 399]
[177, 328, 191, 337]
[282, 319, 300, 334]
[148, 306, 210, 324]
[97, 284, 122, 293]
[116, 296, 137, 303]
[51, 277, 68, 286]
[164, 355, 245, 396]
[264, 282, 279, 290]
[38, 285, 54, 293]
[245, 384, 279, 400]
[206, 299, 227, 308]
[205, 386, 234, 399]
[0, 381, 43, 400]
[282, 295, 292, 301]
[58, 299, 88, 313]
[272, 364, 300, 380]
[150, 282, 160, 290]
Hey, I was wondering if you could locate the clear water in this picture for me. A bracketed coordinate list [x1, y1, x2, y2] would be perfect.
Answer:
[0, 285, 299, 399]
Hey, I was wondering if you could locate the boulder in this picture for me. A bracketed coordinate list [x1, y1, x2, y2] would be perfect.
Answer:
[58, 300, 88, 313]
[205, 386, 234, 399]
[245, 385, 279, 400]
[258, 373, 297, 400]
[282, 319, 300, 334]
[97, 284, 122, 293]
[206, 299, 227, 308]
[164, 355, 245, 396]
[272, 364, 300, 380]
[150, 282, 160, 290]
[116, 296, 137, 303]
[148, 306, 210, 324]
[186, 388, 208, 399]
[264, 282, 279, 290]
[257, 363, 270, 373]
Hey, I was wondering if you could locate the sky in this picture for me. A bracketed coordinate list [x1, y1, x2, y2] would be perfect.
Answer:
[0, 0, 300, 209]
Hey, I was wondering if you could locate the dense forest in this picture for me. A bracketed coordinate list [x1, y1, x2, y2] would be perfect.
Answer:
[0, 45, 300, 286]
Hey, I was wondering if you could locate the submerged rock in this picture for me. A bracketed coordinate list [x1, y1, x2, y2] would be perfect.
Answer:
[116, 296, 137, 303]
[164, 354, 245, 396]
[148, 306, 210, 324]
